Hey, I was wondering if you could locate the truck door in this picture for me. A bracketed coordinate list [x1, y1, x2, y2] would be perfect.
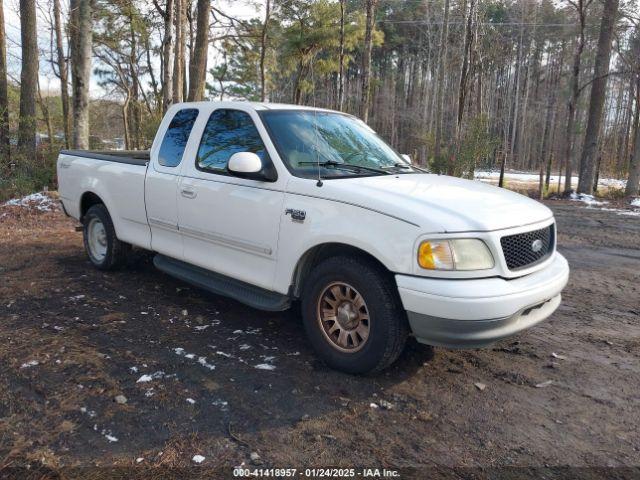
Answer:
[177, 107, 285, 292]
[145, 107, 200, 259]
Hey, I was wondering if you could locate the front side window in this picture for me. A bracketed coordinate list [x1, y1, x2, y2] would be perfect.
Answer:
[158, 108, 199, 167]
[197, 109, 268, 173]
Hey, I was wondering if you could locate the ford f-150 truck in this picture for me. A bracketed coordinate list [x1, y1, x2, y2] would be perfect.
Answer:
[57, 101, 569, 374]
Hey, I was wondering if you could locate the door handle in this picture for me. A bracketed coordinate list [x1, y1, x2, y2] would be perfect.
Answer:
[180, 187, 197, 199]
[59, 160, 71, 168]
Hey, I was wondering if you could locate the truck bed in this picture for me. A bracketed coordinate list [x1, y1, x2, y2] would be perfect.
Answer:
[60, 150, 150, 166]
[57, 149, 152, 250]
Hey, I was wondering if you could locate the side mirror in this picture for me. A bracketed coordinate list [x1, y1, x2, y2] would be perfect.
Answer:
[228, 152, 262, 174]
[401, 154, 411, 163]
[227, 151, 277, 182]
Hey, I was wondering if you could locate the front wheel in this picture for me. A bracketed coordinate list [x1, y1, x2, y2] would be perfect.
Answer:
[82, 204, 130, 270]
[301, 255, 409, 374]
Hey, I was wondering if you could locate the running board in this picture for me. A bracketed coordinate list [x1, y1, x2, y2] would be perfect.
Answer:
[153, 254, 291, 312]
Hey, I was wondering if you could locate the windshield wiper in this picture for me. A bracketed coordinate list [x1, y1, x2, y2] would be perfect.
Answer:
[381, 162, 430, 173]
[381, 163, 411, 170]
[299, 159, 390, 175]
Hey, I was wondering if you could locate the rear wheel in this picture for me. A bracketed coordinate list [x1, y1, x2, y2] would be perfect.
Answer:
[83, 204, 130, 270]
[301, 255, 409, 374]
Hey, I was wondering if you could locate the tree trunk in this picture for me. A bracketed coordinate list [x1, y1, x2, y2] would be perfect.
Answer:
[433, 0, 450, 160]
[70, 0, 92, 150]
[128, 6, 141, 150]
[0, 0, 10, 168]
[18, 0, 38, 156]
[360, 0, 377, 122]
[577, 0, 619, 194]
[336, 0, 345, 110]
[173, 0, 185, 104]
[451, 0, 475, 174]
[37, 79, 54, 156]
[563, 1, 587, 194]
[187, 0, 210, 101]
[626, 78, 640, 196]
[260, 0, 271, 102]
[53, 0, 71, 149]
[162, 0, 175, 112]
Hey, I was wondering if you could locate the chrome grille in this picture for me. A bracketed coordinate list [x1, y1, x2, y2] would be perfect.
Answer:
[500, 224, 555, 270]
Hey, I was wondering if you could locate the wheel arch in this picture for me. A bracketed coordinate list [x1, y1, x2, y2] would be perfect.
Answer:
[291, 242, 393, 298]
[79, 191, 106, 222]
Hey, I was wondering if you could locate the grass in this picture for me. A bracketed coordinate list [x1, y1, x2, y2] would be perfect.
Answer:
[0, 150, 59, 202]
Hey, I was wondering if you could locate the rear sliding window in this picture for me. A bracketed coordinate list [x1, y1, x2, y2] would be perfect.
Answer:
[158, 108, 199, 167]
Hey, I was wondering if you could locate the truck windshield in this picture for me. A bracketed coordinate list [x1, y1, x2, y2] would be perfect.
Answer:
[260, 110, 419, 179]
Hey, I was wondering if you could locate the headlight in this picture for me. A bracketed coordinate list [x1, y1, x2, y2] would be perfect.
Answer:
[418, 239, 494, 271]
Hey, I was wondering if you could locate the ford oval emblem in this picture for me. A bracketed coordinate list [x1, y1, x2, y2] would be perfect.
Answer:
[531, 239, 544, 253]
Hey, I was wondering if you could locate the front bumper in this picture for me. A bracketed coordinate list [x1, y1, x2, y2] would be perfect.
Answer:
[396, 253, 569, 348]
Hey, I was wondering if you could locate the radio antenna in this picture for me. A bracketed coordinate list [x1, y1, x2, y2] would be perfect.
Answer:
[310, 58, 323, 187]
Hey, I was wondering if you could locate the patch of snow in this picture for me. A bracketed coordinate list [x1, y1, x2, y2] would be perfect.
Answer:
[569, 192, 608, 206]
[105, 434, 118, 443]
[80, 407, 97, 418]
[254, 363, 276, 371]
[3, 192, 57, 211]
[197, 357, 216, 370]
[136, 371, 165, 383]
[597, 207, 640, 217]
[192, 455, 205, 464]
[186, 398, 196, 405]
[212, 399, 228, 410]
[136, 458, 144, 463]
[20, 360, 39, 368]
[129, 366, 139, 373]
[239, 344, 251, 350]
[474, 170, 627, 189]
[631, 198, 640, 207]
[69, 295, 86, 301]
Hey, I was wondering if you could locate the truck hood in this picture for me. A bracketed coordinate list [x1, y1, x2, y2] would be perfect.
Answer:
[288, 173, 553, 232]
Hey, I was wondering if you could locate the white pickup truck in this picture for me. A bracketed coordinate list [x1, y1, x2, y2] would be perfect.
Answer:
[57, 101, 569, 373]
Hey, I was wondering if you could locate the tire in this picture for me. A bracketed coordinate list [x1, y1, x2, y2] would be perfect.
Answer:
[82, 204, 130, 270]
[301, 255, 409, 374]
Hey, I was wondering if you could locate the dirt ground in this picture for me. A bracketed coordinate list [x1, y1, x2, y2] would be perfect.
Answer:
[0, 197, 639, 478]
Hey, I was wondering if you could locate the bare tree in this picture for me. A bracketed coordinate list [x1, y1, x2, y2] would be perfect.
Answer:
[173, 0, 186, 103]
[433, 0, 450, 160]
[577, 0, 619, 194]
[562, 0, 591, 194]
[626, 112, 640, 196]
[18, 0, 39, 156]
[70, 0, 93, 149]
[336, 0, 345, 110]
[187, 0, 211, 101]
[159, 0, 175, 112]
[360, 0, 377, 122]
[53, 0, 71, 148]
[259, 0, 271, 102]
[0, 0, 9, 167]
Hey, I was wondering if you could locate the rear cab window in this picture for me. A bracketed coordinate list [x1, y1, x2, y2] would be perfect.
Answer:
[157, 108, 199, 167]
